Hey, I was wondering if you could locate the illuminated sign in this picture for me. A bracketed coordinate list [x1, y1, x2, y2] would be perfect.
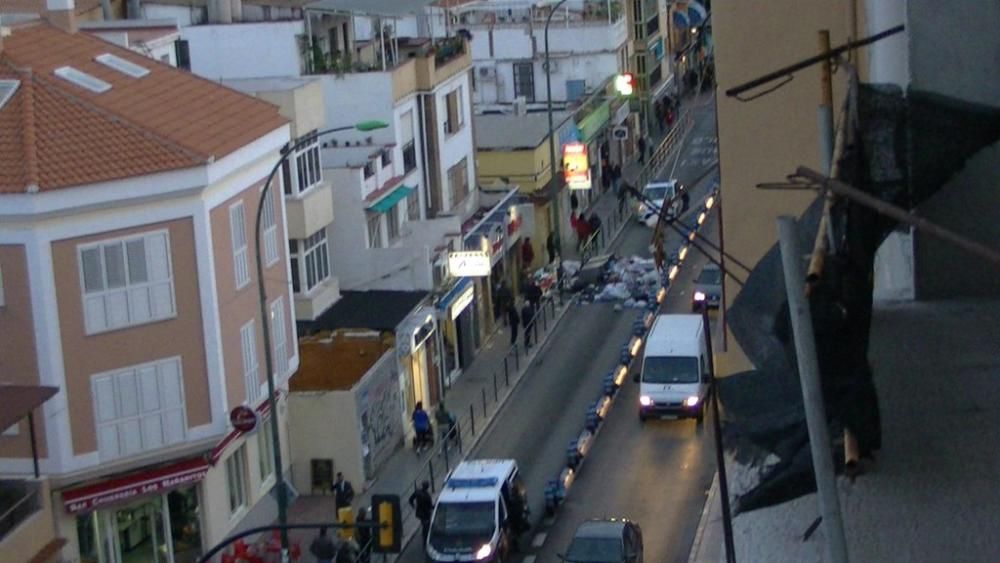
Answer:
[562, 142, 592, 190]
[448, 251, 490, 277]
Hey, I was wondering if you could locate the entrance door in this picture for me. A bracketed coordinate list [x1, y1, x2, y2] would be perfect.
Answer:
[105, 497, 172, 563]
[410, 349, 427, 408]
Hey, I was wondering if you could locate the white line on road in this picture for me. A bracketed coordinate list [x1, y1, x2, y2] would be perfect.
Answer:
[532, 532, 547, 548]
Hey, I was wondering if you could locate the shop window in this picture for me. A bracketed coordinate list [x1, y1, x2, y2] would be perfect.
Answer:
[79, 230, 175, 334]
[91, 357, 186, 461]
[226, 445, 248, 514]
[258, 416, 275, 483]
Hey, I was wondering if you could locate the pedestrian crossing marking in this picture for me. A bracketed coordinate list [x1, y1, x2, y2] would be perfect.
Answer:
[532, 532, 547, 548]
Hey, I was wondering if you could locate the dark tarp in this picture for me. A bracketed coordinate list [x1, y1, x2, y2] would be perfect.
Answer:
[721, 84, 1000, 514]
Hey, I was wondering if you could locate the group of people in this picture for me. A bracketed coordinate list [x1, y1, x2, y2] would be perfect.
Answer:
[494, 278, 543, 351]
[570, 211, 603, 251]
[654, 95, 680, 134]
[309, 472, 373, 563]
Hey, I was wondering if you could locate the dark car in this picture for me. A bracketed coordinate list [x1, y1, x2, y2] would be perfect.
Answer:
[560, 519, 643, 563]
[691, 263, 722, 311]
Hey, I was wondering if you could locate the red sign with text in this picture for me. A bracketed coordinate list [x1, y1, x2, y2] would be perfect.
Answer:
[63, 457, 210, 514]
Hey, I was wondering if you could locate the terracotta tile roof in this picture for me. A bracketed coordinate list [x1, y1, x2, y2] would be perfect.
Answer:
[0, 22, 288, 193]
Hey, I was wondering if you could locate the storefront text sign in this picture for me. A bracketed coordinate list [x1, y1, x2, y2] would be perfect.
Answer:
[562, 142, 592, 190]
[448, 251, 490, 277]
[229, 405, 258, 433]
[63, 457, 210, 514]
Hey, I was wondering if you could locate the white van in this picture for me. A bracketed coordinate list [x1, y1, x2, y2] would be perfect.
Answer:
[635, 314, 710, 423]
[426, 459, 527, 562]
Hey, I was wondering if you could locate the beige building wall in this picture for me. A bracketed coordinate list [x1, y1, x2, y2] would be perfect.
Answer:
[0, 244, 47, 459]
[287, 391, 364, 495]
[50, 218, 211, 455]
[713, 0, 865, 375]
[210, 181, 294, 409]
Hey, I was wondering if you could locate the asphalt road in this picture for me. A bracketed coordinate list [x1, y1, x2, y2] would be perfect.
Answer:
[397, 94, 721, 563]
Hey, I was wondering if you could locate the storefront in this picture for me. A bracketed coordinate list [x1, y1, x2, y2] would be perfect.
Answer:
[67, 457, 209, 563]
[396, 307, 440, 412]
[435, 277, 477, 386]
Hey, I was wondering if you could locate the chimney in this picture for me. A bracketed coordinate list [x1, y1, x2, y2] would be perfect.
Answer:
[46, 0, 78, 34]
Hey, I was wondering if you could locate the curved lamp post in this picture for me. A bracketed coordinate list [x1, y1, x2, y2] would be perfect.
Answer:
[254, 119, 388, 559]
[544, 0, 569, 263]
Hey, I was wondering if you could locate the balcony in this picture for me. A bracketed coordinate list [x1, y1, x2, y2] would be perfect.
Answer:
[294, 276, 341, 321]
[415, 38, 472, 91]
[0, 478, 62, 561]
[285, 180, 334, 241]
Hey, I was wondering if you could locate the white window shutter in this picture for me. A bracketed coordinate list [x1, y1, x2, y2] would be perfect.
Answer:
[115, 372, 139, 418]
[119, 419, 142, 455]
[84, 296, 108, 333]
[141, 415, 164, 449]
[159, 359, 183, 405]
[146, 233, 170, 281]
[104, 291, 129, 329]
[128, 286, 152, 324]
[149, 282, 173, 318]
[138, 366, 160, 412]
[162, 410, 185, 444]
[98, 425, 120, 460]
[93, 376, 117, 422]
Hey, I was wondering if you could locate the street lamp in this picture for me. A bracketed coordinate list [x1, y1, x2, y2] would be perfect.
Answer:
[544, 0, 569, 264]
[254, 119, 388, 559]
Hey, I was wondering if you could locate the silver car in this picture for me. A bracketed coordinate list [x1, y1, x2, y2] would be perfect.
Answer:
[692, 263, 722, 311]
[560, 519, 644, 563]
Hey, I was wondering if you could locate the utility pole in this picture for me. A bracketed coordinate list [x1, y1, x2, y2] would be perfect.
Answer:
[545, 0, 569, 263]
[777, 216, 850, 563]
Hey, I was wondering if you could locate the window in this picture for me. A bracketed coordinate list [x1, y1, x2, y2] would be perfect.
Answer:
[387, 206, 400, 241]
[645, 12, 659, 36]
[402, 141, 417, 174]
[230, 202, 250, 289]
[294, 131, 322, 194]
[270, 297, 289, 376]
[407, 188, 420, 221]
[226, 445, 248, 514]
[261, 190, 279, 266]
[289, 240, 300, 293]
[79, 231, 175, 334]
[445, 88, 464, 135]
[258, 416, 275, 483]
[91, 357, 186, 461]
[240, 321, 260, 404]
[447, 158, 470, 208]
[381, 148, 393, 168]
[174, 39, 191, 70]
[513, 62, 535, 102]
[364, 161, 376, 179]
[367, 214, 384, 249]
[297, 229, 330, 293]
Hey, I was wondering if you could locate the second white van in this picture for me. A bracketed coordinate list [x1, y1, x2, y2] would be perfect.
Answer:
[635, 314, 710, 423]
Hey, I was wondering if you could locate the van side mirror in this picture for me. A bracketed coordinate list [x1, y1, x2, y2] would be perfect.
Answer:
[633, 371, 640, 383]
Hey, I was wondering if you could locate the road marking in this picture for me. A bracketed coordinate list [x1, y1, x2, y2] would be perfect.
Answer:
[532, 532, 547, 548]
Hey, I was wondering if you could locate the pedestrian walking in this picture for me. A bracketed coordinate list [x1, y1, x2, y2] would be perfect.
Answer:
[588, 213, 602, 236]
[637, 137, 646, 164]
[507, 304, 520, 346]
[546, 231, 557, 264]
[570, 192, 580, 211]
[575, 213, 592, 251]
[520, 301, 535, 349]
[332, 472, 355, 513]
[309, 527, 338, 563]
[409, 481, 434, 547]
[524, 279, 543, 311]
[494, 280, 512, 325]
[521, 237, 535, 270]
[611, 163, 622, 194]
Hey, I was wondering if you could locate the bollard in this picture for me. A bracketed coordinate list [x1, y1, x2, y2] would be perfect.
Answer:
[429, 460, 436, 493]
[542, 308, 548, 331]
[443, 436, 450, 472]
[469, 404, 476, 437]
[493, 372, 498, 402]
[533, 319, 539, 344]
[514, 347, 520, 371]
[504, 357, 510, 386]
[481, 388, 487, 418]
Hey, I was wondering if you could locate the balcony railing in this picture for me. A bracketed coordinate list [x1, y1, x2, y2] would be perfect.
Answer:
[0, 480, 41, 542]
[434, 36, 466, 67]
[455, 0, 623, 26]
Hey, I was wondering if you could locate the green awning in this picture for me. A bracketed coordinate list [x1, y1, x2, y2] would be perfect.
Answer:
[367, 185, 414, 213]
[578, 101, 611, 143]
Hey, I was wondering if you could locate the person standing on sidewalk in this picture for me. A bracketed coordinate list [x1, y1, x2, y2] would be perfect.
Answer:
[521, 300, 535, 350]
[309, 527, 338, 563]
[507, 303, 520, 347]
[409, 481, 434, 547]
[494, 280, 512, 326]
[637, 137, 646, 164]
[546, 231, 557, 264]
[332, 472, 354, 514]
[611, 163, 622, 195]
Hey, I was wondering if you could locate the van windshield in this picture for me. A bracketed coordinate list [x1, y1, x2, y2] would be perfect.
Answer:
[431, 501, 495, 537]
[643, 356, 699, 384]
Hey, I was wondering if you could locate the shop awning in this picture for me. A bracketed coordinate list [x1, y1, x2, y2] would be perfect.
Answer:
[577, 101, 612, 143]
[672, 9, 689, 28]
[63, 457, 211, 514]
[367, 185, 414, 213]
[435, 277, 472, 312]
[687, 1, 708, 26]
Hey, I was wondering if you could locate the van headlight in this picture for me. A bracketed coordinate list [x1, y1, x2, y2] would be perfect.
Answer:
[475, 544, 493, 560]
[684, 396, 700, 407]
[639, 395, 653, 407]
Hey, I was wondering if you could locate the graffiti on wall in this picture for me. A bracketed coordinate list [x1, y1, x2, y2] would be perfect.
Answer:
[356, 353, 403, 474]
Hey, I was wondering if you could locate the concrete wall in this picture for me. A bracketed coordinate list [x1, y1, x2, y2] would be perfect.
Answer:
[182, 21, 304, 80]
[288, 391, 365, 493]
[318, 74, 397, 146]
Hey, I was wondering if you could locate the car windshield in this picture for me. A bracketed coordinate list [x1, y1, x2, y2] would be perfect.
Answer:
[643, 186, 668, 200]
[431, 501, 495, 536]
[697, 267, 722, 285]
[643, 356, 699, 384]
[565, 536, 624, 562]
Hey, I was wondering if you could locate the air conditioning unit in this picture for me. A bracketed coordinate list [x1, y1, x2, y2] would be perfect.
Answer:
[478, 66, 497, 81]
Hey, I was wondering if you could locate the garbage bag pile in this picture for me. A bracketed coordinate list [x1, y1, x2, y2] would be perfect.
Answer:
[568, 254, 665, 308]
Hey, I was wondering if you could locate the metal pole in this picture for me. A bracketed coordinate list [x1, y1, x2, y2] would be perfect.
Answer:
[470, 404, 476, 436]
[28, 412, 39, 478]
[700, 306, 736, 563]
[817, 30, 835, 177]
[777, 216, 850, 563]
[545, 0, 569, 263]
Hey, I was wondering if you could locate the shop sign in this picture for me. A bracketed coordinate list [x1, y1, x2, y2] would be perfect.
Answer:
[63, 457, 210, 514]
[229, 405, 258, 433]
[562, 142, 592, 190]
[448, 251, 490, 277]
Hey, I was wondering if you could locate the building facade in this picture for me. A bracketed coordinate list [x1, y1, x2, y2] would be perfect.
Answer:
[0, 10, 298, 562]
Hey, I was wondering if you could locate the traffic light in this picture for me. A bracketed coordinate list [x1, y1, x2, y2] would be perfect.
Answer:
[614, 73, 636, 96]
[372, 494, 402, 553]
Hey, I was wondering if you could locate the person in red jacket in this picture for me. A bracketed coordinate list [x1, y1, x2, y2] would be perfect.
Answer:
[575, 213, 592, 251]
[521, 237, 535, 270]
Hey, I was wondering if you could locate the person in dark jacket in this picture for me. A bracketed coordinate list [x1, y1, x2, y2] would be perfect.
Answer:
[495, 280, 512, 325]
[524, 280, 543, 311]
[520, 301, 535, 349]
[507, 303, 520, 346]
[546, 231, 557, 264]
[310, 527, 338, 563]
[409, 481, 434, 546]
[588, 213, 602, 236]
[332, 472, 355, 513]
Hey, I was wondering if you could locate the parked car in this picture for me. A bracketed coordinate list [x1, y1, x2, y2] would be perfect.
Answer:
[691, 263, 722, 311]
[636, 180, 684, 227]
[560, 518, 644, 563]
